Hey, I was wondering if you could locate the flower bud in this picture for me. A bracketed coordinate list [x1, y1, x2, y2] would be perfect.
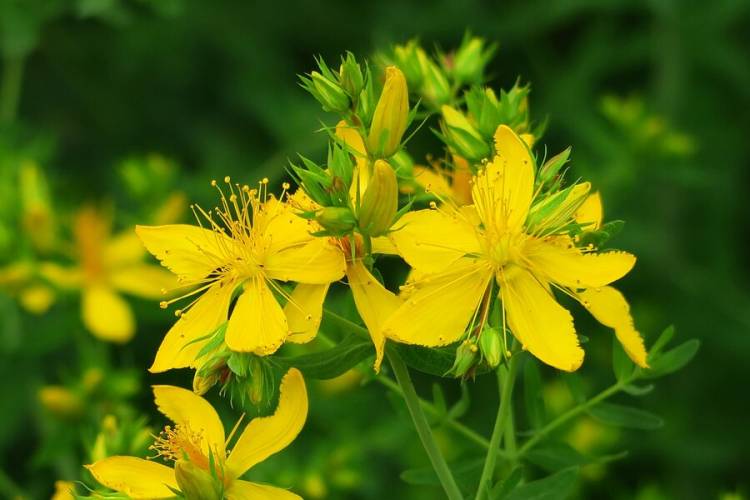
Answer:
[310, 71, 350, 113]
[367, 66, 409, 158]
[393, 40, 424, 88]
[479, 326, 503, 368]
[19, 161, 55, 252]
[174, 459, 222, 500]
[450, 340, 479, 378]
[417, 50, 451, 108]
[452, 36, 494, 84]
[339, 52, 364, 99]
[440, 105, 490, 162]
[193, 371, 219, 396]
[539, 147, 571, 185]
[316, 206, 357, 235]
[39, 386, 83, 418]
[358, 160, 398, 237]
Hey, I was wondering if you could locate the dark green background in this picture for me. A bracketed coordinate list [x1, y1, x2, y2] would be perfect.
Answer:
[2, 0, 749, 498]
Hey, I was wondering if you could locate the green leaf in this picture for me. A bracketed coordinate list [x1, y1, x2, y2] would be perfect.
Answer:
[396, 343, 489, 377]
[612, 337, 635, 383]
[647, 325, 675, 360]
[401, 458, 483, 492]
[643, 339, 700, 379]
[491, 466, 524, 499]
[524, 443, 588, 472]
[500, 468, 579, 500]
[276, 333, 372, 379]
[621, 383, 654, 396]
[524, 357, 546, 429]
[587, 402, 664, 430]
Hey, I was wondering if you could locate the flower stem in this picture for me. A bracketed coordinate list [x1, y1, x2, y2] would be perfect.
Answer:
[0, 55, 24, 124]
[515, 376, 633, 458]
[388, 349, 464, 500]
[475, 354, 520, 500]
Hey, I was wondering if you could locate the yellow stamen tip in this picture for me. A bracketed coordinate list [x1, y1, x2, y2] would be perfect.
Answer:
[224, 176, 231, 183]
[210, 180, 217, 187]
[159, 301, 168, 309]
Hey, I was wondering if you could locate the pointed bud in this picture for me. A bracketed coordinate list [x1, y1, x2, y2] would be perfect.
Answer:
[393, 40, 424, 88]
[309, 71, 350, 113]
[440, 105, 490, 162]
[316, 206, 357, 235]
[452, 36, 495, 84]
[417, 49, 451, 108]
[358, 160, 398, 237]
[367, 66, 409, 158]
[174, 459, 222, 500]
[539, 147, 571, 185]
[479, 327, 503, 368]
[339, 52, 364, 99]
[193, 371, 219, 396]
[450, 340, 479, 378]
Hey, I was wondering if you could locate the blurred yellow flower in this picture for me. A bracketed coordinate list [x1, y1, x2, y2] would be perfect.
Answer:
[137, 178, 345, 372]
[384, 125, 647, 371]
[87, 368, 307, 499]
[51, 480, 76, 500]
[40, 206, 176, 343]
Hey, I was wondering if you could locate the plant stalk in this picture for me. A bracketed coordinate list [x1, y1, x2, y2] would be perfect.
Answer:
[0, 55, 24, 124]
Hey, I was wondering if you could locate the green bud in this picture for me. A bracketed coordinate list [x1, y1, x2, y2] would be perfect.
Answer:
[539, 147, 571, 185]
[440, 105, 491, 162]
[309, 71, 350, 113]
[248, 356, 266, 406]
[479, 327, 503, 368]
[452, 36, 496, 84]
[192, 371, 219, 396]
[417, 49, 451, 108]
[367, 66, 409, 158]
[339, 52, 364, 99]
[450, 340, 479, 378]
[174, 459, 222, 500]
[316, 206, 356, 235]
[358, 160, 398, 237]
[393, 40, 424, 88]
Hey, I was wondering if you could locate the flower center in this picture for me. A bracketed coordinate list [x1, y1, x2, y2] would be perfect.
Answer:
[485, 231, 526, 271]
[150, 424, 211, 471]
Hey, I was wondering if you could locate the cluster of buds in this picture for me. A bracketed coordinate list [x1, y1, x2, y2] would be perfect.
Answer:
[300, 53, 367, 115]
[296, 60, 409, 242]
[450, 326, 506, 378]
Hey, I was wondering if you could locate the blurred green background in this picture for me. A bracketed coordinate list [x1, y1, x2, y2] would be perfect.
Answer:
[1, 0, 749, 498]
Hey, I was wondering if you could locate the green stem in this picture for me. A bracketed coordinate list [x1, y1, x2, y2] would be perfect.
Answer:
[0, 55, 24, 124]
[503, 395, 517, 460]
[475, 355, 520, 500]
[388, 349, 464, 500]
[516, 377, 632, 458]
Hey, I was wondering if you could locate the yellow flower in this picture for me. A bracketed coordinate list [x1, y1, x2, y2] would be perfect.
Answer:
[137, 179, 346, 372]
[51, 480, 76, 500]
[384, 125, 647, 371]
[40, 206, 176, 343]
[87, 368, 307, 500]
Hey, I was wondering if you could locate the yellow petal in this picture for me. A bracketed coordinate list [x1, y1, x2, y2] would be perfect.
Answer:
[501, 268, 584, 371]
[152, 385, 226, 458]
[473, 125, 534, 231]
[226, 368, 307, 477]
[526, 239, 636, 289]
[383, 261, 492, 346]
[371, 235, 399, 255]
[85, 456, 177, 499]
[150, 281, 233, 372]
[227, 480, 302, 500]
[575, 192, 603, 230]
[413, 165, 453, 199]
[264, 238, 346, 284]
[336, 120, 370, 204]
[135, 224, 232, 281]
[577, 287, 648, 367]
[52, 480, 76, 500]
[225, 279, 288, 355]
[38, 262, 83, 289]
[348, 261, 402, 371]
[260, 198, 319, 254]
[104, 231, 147, 267]
[520, 133, 535, 148]
[82, 286, 135, 343]
[285, 284, 329, 344]
[110, 264, 178, 299]
[389, 208, 481, 274]
[529, 182, 590, 232]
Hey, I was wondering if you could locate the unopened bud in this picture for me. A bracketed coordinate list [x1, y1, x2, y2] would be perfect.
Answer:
[417, 49, 451, 108]
[316, 206, 356, 235]
[393, 40, 424, 88]
[193, 371, 219, 396]
[339, 52, 364, 98]
[39, 386, 83, 418]
[358, 160, 398, 236]
[450, 340, 479, 378]
[453, 37, 494, 84]
[479, 327, 503, 368]
[367, 66, 409, 158]
[310, 71, 350, 113]
[174, 459, 222, 500]
[441, 105, 490, 162]
[539, 147, 571, 185]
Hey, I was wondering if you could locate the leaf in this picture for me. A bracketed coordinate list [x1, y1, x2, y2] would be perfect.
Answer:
[647, 325, 675, 360]
[491, 466, 524, 499]
[500, 468, 579, 500]
[523, 357, 546, 429]
[621, 383, 654, 396]
[401, 458, 483, 491]
[396, 343, 490, 377]
[587, 402, 664, 430]
[524, 443, 588, 472]
[612, 336, 635, 383]
[276, 333, 372, 379]
[643, 339, 700, 379]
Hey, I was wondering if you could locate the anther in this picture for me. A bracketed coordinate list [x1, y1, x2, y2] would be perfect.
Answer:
[159, 301, 168, 309]
[224, 176, 231, 183]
